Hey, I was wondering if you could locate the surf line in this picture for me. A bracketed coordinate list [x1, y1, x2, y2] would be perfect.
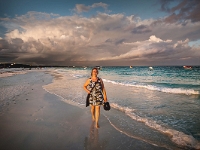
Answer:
[42, 85, 83, 109]
[103, 79, 199, 95]
[111, 103, 200, 149]
[103, 114, 171, 150]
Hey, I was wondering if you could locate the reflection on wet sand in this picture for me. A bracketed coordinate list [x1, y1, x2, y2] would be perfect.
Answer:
[84, 121, 101, 149]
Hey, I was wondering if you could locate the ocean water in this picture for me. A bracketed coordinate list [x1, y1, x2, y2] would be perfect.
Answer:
[43, 66, 200, 149]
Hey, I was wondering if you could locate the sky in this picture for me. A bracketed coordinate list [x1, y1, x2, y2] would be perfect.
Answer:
[0, 0, 200, 66]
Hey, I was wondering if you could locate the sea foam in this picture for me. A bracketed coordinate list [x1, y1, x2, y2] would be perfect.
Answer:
[111, 103, 200, 149]
[103, 79, 200, 95]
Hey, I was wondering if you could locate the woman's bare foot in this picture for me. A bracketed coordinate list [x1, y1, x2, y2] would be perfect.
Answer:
[95, 123, 100, 128]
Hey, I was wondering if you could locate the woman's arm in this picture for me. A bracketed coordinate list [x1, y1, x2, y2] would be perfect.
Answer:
[83, 79, 91, 94]
[100, 78, 107, 102]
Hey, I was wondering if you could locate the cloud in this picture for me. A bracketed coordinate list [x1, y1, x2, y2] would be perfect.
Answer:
[132, 25, 152, 34]
[159, 0, 200, 23]
[149, 35, 164, 42]
[74, 2, 108, 13]
[98, 35, 193, 61]
[74, 4, 90, 13]
[0, 10, 200, 66]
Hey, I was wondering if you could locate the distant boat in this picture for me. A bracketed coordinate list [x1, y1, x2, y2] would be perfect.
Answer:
[149, 66, 153, 70]
[130, 66, 133, 68]
[84, 66, 87, 69]
[183, 66, 192, 69]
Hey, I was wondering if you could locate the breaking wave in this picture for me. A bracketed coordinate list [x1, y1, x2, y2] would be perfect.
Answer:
[103, 79, 199, 95]
[111, 103, 200, 149]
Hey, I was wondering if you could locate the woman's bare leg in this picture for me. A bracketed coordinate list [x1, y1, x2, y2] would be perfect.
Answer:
[95, 106, 100, 128]
[91, 106, 95, 121]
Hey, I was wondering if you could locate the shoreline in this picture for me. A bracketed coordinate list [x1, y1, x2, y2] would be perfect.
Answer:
[0, 70, 174, 150]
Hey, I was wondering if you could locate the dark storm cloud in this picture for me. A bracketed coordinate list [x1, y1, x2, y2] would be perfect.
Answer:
[0, 39, 23, 63]
[115, 39, 126, 45]
[160, 0, 200, 23]
[132, 25, 152, 34]
[0, 52, 19, 62]
[100, 35, 200, 65]
[0, 39, 9, 50]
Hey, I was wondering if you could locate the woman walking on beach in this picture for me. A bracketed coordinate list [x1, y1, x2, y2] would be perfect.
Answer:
[83, 67, 107, 128]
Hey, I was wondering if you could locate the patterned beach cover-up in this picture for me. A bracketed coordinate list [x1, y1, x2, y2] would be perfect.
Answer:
[87, 77, 104, 106]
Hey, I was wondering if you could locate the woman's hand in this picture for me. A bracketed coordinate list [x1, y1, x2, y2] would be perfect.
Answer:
[83, 79, 91, 94]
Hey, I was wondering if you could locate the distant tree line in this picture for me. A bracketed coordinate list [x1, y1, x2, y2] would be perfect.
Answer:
[0, 63, 31, 68]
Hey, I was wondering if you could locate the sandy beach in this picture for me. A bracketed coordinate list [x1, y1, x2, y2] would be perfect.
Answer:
[0, 69, 171, 150]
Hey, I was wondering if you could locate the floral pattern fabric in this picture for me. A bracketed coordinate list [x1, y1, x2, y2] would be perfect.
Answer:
[87, 77, 104, 106]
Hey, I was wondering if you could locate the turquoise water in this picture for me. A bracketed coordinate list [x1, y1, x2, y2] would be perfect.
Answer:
[44, 66, 200, 149]
[100, 66, 200, 95]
